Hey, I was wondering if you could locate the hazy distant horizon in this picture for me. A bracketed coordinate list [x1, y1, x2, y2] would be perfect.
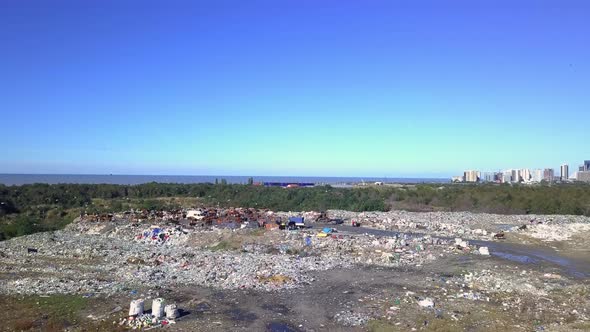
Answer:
[0, 174, 449, 186]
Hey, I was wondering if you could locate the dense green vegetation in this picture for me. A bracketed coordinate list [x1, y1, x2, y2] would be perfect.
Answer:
[1, 182, 590, 240]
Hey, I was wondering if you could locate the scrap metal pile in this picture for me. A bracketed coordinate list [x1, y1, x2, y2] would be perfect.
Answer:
[81, 208, 285, 229]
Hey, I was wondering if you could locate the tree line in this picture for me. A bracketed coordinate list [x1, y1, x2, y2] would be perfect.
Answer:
[1, 182, 590, 240]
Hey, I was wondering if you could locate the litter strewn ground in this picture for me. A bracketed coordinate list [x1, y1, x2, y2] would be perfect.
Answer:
[0, 208, 589, 331]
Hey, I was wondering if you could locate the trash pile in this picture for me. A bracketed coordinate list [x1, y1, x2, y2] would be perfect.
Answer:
[79, 207, 285, 229]
[135, 226, 189, 245]
[468, 269, 551, 296]
[327, 210, 590, 241]
[514, 222, 590, 242]
[333, 310, 370, 326]
[75, 207, 590, 244]
[120, 298, 179, 329]
[0, 218, 473, 296]
[1, 208, 587, 302]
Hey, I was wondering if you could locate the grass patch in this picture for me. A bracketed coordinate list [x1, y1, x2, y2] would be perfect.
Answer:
[23, 294, 88, 321]
[569, 322, 590, 330]
[368, 319, 403, 332]
[285, 248, 301, 255]
[1, 295, 89, 331]
[249, 228, 266, 236]
[209, 240, 241, 252]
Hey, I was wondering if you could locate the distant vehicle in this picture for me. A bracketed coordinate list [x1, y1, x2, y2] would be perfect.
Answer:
[330, 218, 344, 224]
[278, 216, 306, 230]
[351, 220, 361, 227]
[186, 209, 204, 220]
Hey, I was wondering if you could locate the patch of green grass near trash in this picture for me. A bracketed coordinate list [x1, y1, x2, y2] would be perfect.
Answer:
[368, 319, 403, 332]
[569, 322, 590, 330]
[22, 294, 89, 320]
[249, 228, 266, 236]
[368, 303, 531, 332]
[209, 240, 241, 251]
[3, 294, 89, 331]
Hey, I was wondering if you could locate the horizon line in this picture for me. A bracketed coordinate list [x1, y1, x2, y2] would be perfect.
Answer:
[0, 173, 450, 179]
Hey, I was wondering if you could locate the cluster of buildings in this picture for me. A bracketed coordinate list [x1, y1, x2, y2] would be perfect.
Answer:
[453, 160, 590, 184]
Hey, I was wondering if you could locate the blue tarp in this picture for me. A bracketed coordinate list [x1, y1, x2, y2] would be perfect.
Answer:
[288, 216, 304, 223]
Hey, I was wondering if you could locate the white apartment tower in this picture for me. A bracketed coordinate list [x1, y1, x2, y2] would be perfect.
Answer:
[521, 169, 531, 182]
[463, 170, 478, 182]
[532, 169, 543, 182]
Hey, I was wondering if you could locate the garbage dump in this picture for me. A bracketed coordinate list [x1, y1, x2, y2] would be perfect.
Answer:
[0, 212, 476, 295]
[326, 209, 590, 241]
[0, 207, 589, 331]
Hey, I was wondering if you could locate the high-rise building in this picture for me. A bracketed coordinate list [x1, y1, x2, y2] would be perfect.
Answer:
[580, 165, 585, 172]
[521, 169, 531, 182]
[532, 169, 543, 183]
[511, 169, 520, 183]
[585, 160, 590, 171]
[463, 170, 478, 183]
[560, 164, 569, 181]
[543, 168, 554, 182]
[502, 170, 512, 183]
[494, 172, 503, 182]
[481, 172, 495, 182]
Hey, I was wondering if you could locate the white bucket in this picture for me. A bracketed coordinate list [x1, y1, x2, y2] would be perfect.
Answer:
[152, 298, 165, 318]
[129, 299, 144, 317]
[164, 304, 178, 320]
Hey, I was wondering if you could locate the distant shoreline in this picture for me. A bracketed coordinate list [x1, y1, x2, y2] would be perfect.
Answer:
[0, 174, 449, 186]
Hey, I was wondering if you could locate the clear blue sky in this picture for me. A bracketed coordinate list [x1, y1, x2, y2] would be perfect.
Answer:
[1, 0, 589, 177]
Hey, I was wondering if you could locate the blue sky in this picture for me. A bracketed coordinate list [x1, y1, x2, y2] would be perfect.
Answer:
[1, 0, 589, 177]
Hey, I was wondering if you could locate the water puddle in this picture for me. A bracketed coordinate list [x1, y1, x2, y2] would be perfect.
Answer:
[491, 251, 539, 264]
[262, 303, 290, 315]
[266, 321, 300, 332]
[226, 308, 258, 322]
[471, 240, 590, 278]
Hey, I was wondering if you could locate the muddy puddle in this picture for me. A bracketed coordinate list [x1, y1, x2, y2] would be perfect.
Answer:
[471, 239, 590, 278]
[266, 322, 300, 332]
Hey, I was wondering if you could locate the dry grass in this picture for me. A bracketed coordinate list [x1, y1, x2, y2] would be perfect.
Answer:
[257, 275, 293, 284]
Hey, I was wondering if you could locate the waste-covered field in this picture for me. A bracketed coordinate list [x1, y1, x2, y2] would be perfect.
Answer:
[1, 209, 589, 331]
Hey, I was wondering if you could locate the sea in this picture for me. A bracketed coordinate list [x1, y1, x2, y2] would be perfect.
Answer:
[0, 174, 449, 186]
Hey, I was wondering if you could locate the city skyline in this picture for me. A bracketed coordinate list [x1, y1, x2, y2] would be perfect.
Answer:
[456, 158, 590, 183]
